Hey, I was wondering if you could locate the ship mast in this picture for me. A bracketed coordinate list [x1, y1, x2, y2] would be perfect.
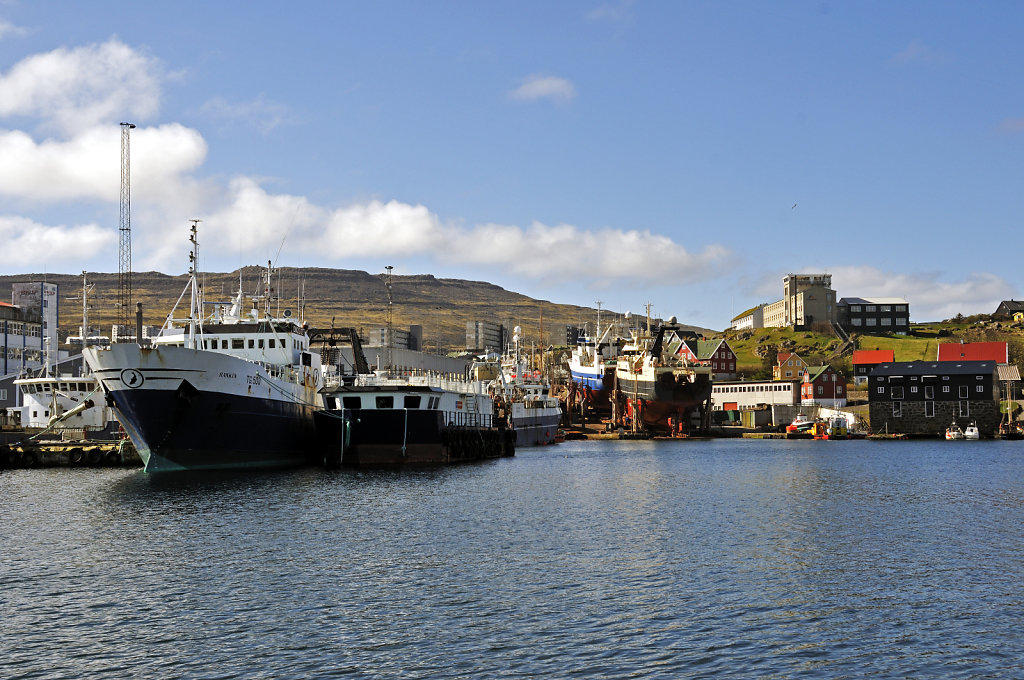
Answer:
[187, 220, 201, 349]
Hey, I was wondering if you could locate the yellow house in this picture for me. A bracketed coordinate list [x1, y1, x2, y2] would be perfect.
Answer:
[773, 352, 807, 380]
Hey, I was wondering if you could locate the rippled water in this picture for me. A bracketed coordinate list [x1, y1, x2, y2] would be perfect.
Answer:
[3, 439, 1024, 678]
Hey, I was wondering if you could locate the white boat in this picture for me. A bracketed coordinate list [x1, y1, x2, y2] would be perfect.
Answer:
[963, 422, 981, 440]
[14, 371, 119, 437]
[83, 222, 324, 472]
[945, 422, 965, 440]
[490, 332, 562, 446]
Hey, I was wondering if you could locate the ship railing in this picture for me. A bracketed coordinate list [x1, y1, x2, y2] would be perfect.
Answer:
[442, 410, 493, 428]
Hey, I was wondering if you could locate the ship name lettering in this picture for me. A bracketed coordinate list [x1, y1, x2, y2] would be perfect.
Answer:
[219, 372, 237, 379]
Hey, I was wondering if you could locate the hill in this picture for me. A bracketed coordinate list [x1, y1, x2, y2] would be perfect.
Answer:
[0, 268, 714, 352]
[724, 317, 1024, 380]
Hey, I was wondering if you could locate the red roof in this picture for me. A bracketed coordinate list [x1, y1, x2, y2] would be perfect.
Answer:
[937, 342, 1008, 363]
[852, 349, 895, 365]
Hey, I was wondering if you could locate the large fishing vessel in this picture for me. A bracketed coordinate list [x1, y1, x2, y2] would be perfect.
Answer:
[490, 334, 562, 446]
[315, 366, 514, 467]
[566, 308, 621, 404]
[83, 222, 324, 472]
[613, 314, 713, 434]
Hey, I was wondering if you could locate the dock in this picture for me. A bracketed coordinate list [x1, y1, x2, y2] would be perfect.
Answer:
[0, 440, 142, 469]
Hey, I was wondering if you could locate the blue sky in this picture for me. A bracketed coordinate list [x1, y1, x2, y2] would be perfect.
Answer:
[1, 1, 1022, 330]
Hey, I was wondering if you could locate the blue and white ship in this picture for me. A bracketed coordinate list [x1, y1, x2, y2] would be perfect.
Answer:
[83, 222, 324, 472]
[566, 310, 621, 402]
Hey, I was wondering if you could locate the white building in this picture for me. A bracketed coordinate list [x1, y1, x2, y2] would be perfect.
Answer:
[711, 380, 801, 410]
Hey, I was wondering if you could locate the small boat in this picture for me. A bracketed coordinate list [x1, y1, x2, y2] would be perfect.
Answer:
[997, 421, 1024, 440]
[945, 422, 965, 440]
[963, 422, 981, 440]
[782, 411, 815, 438]
[824, 415, 849, 440]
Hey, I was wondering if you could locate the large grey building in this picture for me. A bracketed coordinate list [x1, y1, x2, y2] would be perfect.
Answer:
[466, 320, 507, 352]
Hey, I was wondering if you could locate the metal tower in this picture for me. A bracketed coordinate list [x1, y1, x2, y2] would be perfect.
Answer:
[384, 265, 394, 375]
[118, 122, 136, 339]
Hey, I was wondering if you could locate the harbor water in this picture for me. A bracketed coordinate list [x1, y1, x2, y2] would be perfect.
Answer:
[2, 439, 1023, 678]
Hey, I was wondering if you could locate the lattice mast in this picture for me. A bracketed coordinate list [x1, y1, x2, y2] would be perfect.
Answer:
[384, 265, 394, 375]
[118, 122, 136, 339]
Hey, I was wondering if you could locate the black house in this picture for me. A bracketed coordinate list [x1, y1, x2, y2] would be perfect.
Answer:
[868, 360, 999, 436]
[993, 300, 1024, 318]
[838, 297, 910, 335]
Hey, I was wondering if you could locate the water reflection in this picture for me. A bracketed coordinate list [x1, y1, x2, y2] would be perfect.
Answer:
[3, 440, 1024, 677]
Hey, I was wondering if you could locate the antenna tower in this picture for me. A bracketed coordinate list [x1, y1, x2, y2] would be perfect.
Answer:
[118, 122, 136, 339]
[385, 266, 394, 375]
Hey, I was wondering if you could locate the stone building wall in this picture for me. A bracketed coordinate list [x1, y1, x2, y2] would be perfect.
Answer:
[869, 399, 1000, 436]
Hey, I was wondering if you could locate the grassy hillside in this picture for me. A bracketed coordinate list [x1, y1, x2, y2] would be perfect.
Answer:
[0, 267, 693, 353]
[725, 318, 1024, 380]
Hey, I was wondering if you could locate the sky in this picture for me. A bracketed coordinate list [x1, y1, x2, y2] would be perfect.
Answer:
[1, 1, 1023, 331]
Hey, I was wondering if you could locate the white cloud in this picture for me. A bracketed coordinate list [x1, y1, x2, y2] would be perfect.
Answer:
[199, 95, 292, 135]
[0, 38, 161, 135]
[831, 266, 1014, 321]
[0, 20, 28, 40]
[0, 123, 207, 203]
[0, 215, 114, 266]
[509, 74, 577, 103]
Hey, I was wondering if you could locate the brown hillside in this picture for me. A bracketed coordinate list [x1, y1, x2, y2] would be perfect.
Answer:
[0, 268, 629, 352]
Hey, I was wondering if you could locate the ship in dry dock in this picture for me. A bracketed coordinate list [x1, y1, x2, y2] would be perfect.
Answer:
[611, 313, 713, 435]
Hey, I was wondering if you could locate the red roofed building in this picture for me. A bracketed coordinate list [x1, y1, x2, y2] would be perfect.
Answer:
[773, 352, 807, 380]
[937, 342, 1008, 363]
[852, 349, 895, 386]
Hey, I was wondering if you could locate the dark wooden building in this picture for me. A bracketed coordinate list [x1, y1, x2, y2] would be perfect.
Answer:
[838, 297, 910, 335]
[868, 360, 999, 436]
[993, 300, 1024, 318]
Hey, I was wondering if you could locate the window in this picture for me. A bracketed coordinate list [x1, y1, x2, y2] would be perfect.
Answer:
[785, 370, 792, 377]
[959, 386, 968, 398]
[881, 305, 892, 312]
[866, 305, 877, 312]
[221, 339, 229, 349]
[837, 386, 843, 395]
[258, 339, 265, 349]
[248, 339, 255, 348]
[960, 401, 970, 417]
[851, 305, 862, 312]
[925, 386, 934, 399]
[943, 386, 950, 393]
[404, 395, 422, 408]
[269, 339, 276, 348]
[852, 319, 862, 326]
[976, 375, 984, 380]
[893, 402, 902, 417]
[925, 401, 934, 417]
[342, 397, 361, 410]
[376, 396, 394, 409]
[866, 318, 877, 326]
[881, 318, 892, 326]
[897, 305, 907, 312]
[891, 386, 904, 399]
[896, 318, 907, 325]
[232, 339, 244, 349]
[976, 385, 984, 393]
[817, 385, 823, 395]
[911, 386, 918, 393]
[877, 387, 884, 394]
